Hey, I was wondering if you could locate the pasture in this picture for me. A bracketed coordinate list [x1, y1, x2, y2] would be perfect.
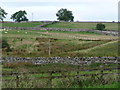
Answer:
[1, 21, 119, 88]
[44, 22, 118, 30]
[1, 29, 118, 57]
[2, 22, 45, 27]
[2, 21, 118, 30]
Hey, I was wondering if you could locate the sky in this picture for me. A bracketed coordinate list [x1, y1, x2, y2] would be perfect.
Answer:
[0, 0, 119, 22]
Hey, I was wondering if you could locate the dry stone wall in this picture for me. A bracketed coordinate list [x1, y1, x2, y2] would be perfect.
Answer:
[1, 26, 118, 36]
[1, 21, 118, 36]
[1, 57, 119, 65]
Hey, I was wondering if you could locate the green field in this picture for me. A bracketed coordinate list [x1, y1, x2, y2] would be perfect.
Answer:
[1, 22, 119, 88]
[44, 22, 118, 30]
[2, 22, 44, 27]
[1, 29, 118, 57]
[2, 22, 118, 30]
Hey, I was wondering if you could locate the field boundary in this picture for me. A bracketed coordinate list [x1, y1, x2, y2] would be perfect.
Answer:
[2, 67, 120, 76]
[2, 67, 119, 88]
[1, 57, 119, 65]
[1, 26, 118, 36]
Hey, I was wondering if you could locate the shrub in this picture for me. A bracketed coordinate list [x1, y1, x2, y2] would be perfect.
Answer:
[2, 39, 9, 48]
[96, 23, 105, 30]
[2, 39, 12, 52]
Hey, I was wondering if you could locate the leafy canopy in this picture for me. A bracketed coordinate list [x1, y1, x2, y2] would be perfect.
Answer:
[11, 10, 28, 22]
[0, 7, 8, 21]
[56, 8, 74, 22]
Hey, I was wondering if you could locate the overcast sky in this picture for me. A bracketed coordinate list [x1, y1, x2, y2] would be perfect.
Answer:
[1, 0, 119, 22]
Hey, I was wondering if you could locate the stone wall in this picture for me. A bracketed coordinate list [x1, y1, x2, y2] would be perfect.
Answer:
[36, 21, 57, 27]
[1, 57, 119, 65]
[1, 26, 118, 36]
[1, 21, 118, 36]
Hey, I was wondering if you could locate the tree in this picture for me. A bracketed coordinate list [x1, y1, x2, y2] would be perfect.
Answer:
[56, 8, 74, 22]
[0, 7, 8, 21]
[96, 23, 105, 30]
[11, 10, 28, 22]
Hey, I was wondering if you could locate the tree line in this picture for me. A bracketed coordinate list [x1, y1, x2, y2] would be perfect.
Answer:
[0, 7, 106, 30]
[0, 7, 74, 22]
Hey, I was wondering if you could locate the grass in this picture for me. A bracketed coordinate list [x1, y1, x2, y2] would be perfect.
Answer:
[1, 21, 119, 88]
[2, 22, 118, 30]
[1, 29, 118, 57]
[2, 63, 119, 88]
[2, 36, 112, 57]
[3, 63, 118, 74]
[86, 41, 118, 57]
[44, 22, 118, 30]
[67, 41, 118, 57]
[2, 22, 44, 27]
[86, 82, 119, 88]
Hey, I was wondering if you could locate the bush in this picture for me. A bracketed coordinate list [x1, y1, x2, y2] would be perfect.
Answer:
[2, 39, 9, 48]
[2, 39, 12, 52]
[96, 23, 105, 30]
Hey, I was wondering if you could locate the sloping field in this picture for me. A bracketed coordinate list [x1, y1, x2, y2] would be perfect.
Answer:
[1, 27, 119, 88]
[68, 40, 118, 57]
[1, 29, 118, 57]
[2, 22, 45, 27]
[44, 22, 118, 30]
[2, 22, 118, 30]
[2, 29, 118, 40]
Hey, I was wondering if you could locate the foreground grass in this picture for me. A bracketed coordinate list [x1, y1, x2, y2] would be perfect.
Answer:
[2, 63, 119, 88]
[3, 63, 118, 74]
[86, 82, 119, 88]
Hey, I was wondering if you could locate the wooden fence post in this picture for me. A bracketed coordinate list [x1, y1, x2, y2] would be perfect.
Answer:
[50, 71, 53, 88]
[47, 71, 53, 88]
[16, 73, 19, 88]
[76, 65, 82, 87]
[100, 69, 105, 85]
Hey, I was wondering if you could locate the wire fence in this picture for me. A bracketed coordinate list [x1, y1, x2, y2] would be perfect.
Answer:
[2, 67, 120, 88]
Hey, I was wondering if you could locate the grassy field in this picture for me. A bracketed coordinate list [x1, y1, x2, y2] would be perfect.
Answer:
[1, 22, 119, 88]
[1, 29, 118, 57]
[2, 22, 118, 30]
[2, 22, 44, 27]
[44, 22, 118, 30]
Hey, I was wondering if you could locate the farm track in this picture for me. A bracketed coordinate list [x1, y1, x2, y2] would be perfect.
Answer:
[69, 40, 118, 53]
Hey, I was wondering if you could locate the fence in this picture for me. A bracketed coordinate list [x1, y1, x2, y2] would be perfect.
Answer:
[2, 67, 120, 88]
